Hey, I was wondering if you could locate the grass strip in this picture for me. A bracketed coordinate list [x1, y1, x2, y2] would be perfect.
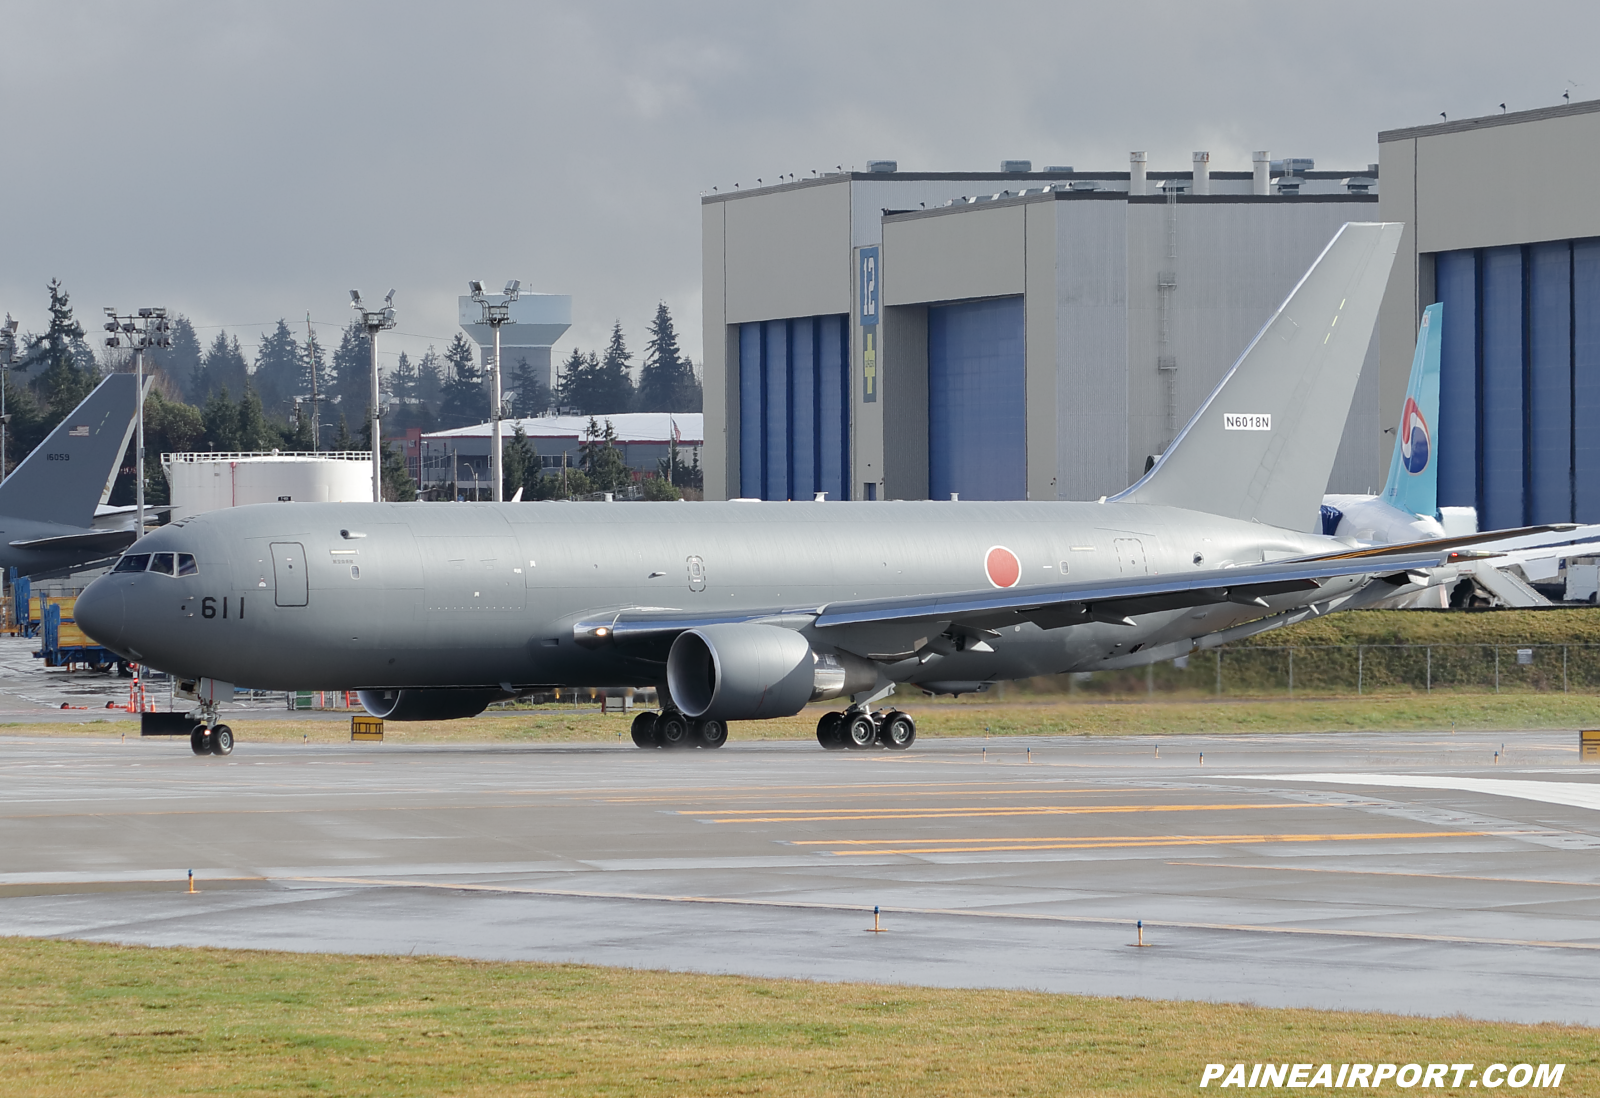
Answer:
[10, 692, 1600, 744]
[0, 937, 1591, 1097]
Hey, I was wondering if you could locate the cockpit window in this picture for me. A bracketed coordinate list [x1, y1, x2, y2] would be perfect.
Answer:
[177, 553, 198, 577]
[149, 552, 176, 576]
[113, 554, 150, 574]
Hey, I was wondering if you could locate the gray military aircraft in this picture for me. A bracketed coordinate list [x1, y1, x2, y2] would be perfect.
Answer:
[0, 372, 145, 576]
[74, 224, 1562, 756]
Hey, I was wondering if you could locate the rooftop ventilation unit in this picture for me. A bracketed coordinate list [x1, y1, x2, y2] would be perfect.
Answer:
[866, 160, 898, 173]
[1069, 179, 1100, 192]
[1044, 165, 1073, 173]
[1342, 177, 1376, 194]
[1000, 159, 1032, 172]
[1275, 178, 1302, 195]
[1270, 157, 1314, 175]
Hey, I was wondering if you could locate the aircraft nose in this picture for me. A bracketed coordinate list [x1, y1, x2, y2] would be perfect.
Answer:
[74, 579, 125, 650]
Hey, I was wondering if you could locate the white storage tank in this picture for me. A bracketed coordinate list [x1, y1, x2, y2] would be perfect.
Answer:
[161, 451, 373, 521]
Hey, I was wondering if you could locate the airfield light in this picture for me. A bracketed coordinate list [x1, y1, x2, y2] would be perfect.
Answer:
[102, 307, 171, 537]
[351, 289, 398, 503]
[469, 278, 521, 502]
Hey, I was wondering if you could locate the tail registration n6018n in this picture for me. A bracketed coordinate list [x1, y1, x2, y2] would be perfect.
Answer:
[1223, 413, 1272, 431]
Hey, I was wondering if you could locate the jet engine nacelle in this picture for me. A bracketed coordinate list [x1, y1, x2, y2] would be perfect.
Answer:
[357, 688, 506, 721]
[666, 623, 877, 721]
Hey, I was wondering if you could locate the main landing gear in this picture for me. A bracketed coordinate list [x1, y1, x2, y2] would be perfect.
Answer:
[630, 710, 727, 750]
[816, 707, 915, 751]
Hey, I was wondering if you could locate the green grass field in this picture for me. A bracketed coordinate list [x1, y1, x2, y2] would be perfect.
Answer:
[0, 937, 1591, 1097]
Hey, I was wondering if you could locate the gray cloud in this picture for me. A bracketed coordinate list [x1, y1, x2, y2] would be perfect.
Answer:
[0, 0, 1592, 370]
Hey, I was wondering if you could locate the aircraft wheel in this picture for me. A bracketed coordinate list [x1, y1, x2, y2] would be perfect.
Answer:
[816, 712, 846, 750]
[882, 711, 916, 750]
[693, 719, 728, 749]
[656, 710, 691, 749]
[210, 725, 234, 756]
[630, 711, 659, 748]
[844, 713, 877, 750]
[190, 727, 209, 755]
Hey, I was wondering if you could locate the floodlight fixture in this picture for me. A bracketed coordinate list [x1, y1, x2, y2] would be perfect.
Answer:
[98, 307, 169, 539]
[349, 289, 363, 307]
[503, 279, 520, 299]
[350, 288, 398, 503]
[384, 288, 395, 306]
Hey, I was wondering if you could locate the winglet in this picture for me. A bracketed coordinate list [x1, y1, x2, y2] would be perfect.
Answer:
[1112, 222, 1404, 530]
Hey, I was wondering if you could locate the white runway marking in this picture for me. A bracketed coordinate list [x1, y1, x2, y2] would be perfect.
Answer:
[1254, 774, 1600, 813]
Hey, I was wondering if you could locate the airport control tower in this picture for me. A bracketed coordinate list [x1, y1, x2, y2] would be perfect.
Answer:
[457, 291, 571, 396]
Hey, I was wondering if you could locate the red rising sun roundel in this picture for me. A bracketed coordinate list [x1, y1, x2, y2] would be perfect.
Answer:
[985, 546, 1021, 588]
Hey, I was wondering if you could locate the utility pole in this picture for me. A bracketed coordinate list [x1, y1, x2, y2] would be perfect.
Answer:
[102, 308, 170, 538]
[0, 314, 18, 482]
[468, 279, 520, 502]
[349, 290, 395, 502]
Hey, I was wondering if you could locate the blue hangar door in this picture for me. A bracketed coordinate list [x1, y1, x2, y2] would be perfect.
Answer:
[928, 296, 1026, 501]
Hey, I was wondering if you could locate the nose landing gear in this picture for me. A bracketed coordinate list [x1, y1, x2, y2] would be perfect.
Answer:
[816, 707, 916, 751]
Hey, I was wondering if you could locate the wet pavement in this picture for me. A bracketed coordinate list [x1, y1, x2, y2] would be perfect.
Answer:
[0, 727, 1596, 1023]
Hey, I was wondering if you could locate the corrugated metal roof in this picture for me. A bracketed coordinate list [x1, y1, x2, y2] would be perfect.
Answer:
[423, 413, 703, 445]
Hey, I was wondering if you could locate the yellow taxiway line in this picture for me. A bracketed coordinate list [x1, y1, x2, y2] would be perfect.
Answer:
[803, 830, 1493, 856]
[700, 802, 1329, 823]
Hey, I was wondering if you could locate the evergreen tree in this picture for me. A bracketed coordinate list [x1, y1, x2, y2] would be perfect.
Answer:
[201, 386, 239, 451]
[437, 333, 486, 429]
[332, 414, 354, 451]
[636, 302, 702, 412]
[148, 314, 202, 401]
[330, 321, 370, 414]
[382, 444, 417, 502]
[252, 320, 301, 418]
[301, 325, 328, 447]
[126, 389, 204, 505]
[192, 332, 249, 405]
[502, 424, 539, 499]
[390, 351, 417, 406]
[555, 347, 589, 411]
[509, 356, 550, 418]
[20, 279, 97, 418]
[593, 321, 636, 412]
[235, 385, 273, 451]
[415, 347, 444, 412]
[579, 416, 631, 493]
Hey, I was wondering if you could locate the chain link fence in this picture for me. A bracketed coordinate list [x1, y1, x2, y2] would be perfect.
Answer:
[1058, 644, 1600, 698]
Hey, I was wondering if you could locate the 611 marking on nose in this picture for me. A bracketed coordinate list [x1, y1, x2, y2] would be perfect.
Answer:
[200, 597, 244, 619]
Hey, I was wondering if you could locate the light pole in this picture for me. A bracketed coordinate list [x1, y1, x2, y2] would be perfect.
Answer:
[459, 462, 479, 502]
[0, 314, 18, 482]
[102, 308, 170, 538]
[468, 279, 520, 502]
[350, 290, 395, 502]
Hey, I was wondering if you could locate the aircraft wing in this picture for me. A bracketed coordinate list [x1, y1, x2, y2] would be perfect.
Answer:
[9, 529, 138, 554]
[576, 544, 1478, 652]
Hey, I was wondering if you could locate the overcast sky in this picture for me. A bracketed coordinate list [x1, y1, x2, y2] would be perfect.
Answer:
[2, 1, 1594, 375]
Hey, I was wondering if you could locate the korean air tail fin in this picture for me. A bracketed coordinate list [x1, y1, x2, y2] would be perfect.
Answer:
[0, 373, 141, 529]
[1378, 302, 1441, 519]
[1112, 222, 1403, 530]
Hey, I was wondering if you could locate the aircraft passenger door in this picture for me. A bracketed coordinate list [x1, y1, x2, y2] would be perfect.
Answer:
[271, 542, 309, 607]
[1114, 538, 1147, 575]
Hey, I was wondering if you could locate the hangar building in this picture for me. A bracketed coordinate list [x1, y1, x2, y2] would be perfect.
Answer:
[701, 157, 1382, 504]
[1378, 99, 1600, 531]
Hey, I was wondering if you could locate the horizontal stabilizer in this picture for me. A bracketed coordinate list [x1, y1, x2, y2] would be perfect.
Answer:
[9, 529, 138, 554]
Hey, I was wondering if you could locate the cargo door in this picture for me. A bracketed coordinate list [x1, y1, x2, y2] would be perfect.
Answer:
[271, 542, 308, 606]
[1114, 538, 1147, 575]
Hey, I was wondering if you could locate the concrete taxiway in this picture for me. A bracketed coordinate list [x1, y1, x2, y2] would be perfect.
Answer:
[0, 727, 1596, 1024]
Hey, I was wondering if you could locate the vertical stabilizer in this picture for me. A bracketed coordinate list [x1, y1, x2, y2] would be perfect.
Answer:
[1113, 222, 1403, 529]
[1379, 303, 1441, 519]
[0, 373, 141, 529]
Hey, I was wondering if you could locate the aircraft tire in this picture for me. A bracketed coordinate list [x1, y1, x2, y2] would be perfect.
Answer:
[844, 713, 877, 750]
[210, 725, 234, 756]
[882, 712, 916, 750]
[693, 719, 728, 749]
[656, 711, 691, 749]
[190, 727, 209, 755]
[816, 712, 846, 750]
[630, 712, 659, 748]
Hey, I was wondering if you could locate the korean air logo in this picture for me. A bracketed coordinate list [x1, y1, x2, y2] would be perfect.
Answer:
[1400, 397, 1430, 475]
